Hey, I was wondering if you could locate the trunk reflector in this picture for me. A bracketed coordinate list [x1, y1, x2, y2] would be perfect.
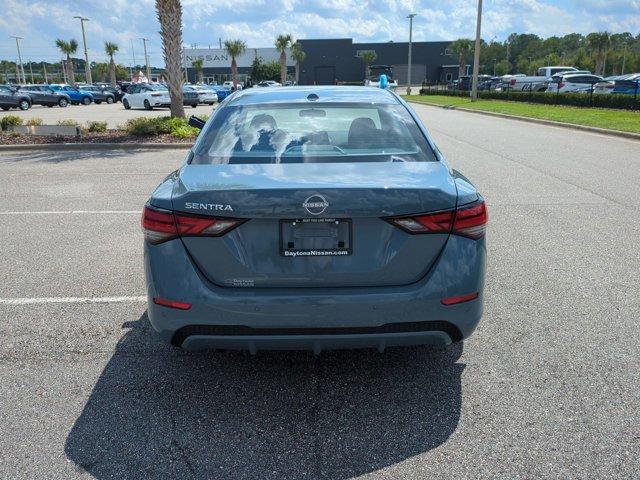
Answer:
[441, 292, 479, 306]
[153, 297, 192, 310]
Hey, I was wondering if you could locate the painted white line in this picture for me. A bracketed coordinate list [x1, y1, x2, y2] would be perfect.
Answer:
[0, 210, 140, 215]
[0, 296, 147, 305]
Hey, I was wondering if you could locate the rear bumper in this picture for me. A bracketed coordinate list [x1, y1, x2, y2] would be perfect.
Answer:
[145, 235, 486, 352]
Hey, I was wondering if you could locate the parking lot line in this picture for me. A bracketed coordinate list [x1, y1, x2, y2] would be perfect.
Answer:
[0, 210, 140, 215]
[0, 296, 146, 305]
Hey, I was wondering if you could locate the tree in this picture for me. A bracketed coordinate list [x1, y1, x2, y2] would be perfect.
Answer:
[587, 31, 610, 75]
[291, 42, 306, 85]
[274, 34, 293, 84]
[192, 58, 204, 83]
[55, 39, 78, 84]
[360, 50, 377, 78]
[448, 38, 473, 77]
[224, 39, 247, 89]
[104, 41, 119, 87]
[156, 0, 184, 118]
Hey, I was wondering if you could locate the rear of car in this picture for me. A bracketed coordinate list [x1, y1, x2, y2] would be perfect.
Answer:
[546, 74, 603, 93]
[182, 87, 199, 107]
[612, 74, 640, 95]
[143, 87, 487, 353]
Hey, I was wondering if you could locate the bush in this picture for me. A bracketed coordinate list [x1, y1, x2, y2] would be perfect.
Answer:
[124, 117, 160, 135]
[1, 115, 23, 130]
[57, 119, 80, 126]
[124, 116, 203, 138]
[86, 121, 107, 133]
[171, 125, 200, 139]
[25, 118, 43, 126]
[418, 87, 640, 110]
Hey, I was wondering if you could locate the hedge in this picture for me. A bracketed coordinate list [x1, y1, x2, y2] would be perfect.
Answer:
[418, 88, 640, 110]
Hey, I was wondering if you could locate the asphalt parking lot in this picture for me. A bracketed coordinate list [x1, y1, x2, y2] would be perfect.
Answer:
[2, 101, 216, 128]
[1, 104, 639, 479]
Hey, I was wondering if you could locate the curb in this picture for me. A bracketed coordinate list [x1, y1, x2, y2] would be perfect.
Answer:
[0, 142, 191, 152]
[407, 100, 640, 141]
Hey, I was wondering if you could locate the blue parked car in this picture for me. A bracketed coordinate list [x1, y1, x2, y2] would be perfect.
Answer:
[142, 86, 487, 353]
[49, 84, 93, 105]
[612, 74, 640, 95]
[207, 85, 231, 102]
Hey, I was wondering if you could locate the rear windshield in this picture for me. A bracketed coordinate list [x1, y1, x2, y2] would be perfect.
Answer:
[191, 103, 437, 164]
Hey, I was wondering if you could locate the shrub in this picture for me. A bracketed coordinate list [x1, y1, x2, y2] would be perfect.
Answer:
[418, 87, 640, 110]
[171, 125, 200, 139]
[1, 115, 23, 130]
[86, 121, 107, 133]
[124, 117, 160, 135]
[25, 118, 43, 126]
[57, 119, 80, 126]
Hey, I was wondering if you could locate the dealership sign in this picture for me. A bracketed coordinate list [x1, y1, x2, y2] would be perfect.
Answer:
[183, 48, 294, 69]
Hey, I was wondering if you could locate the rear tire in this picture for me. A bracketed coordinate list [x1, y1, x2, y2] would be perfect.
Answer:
[1, 106, 9, 111]
[19, 100, 30, 111]
[82, 97, 91, 105]
[144, 99, 152, 110]
[123, 99, 131, 110]
[58, 98, 68, 108]
[106, 96, 114, 104]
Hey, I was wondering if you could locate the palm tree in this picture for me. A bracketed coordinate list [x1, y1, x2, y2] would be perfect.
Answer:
[104, 42, 119, 88]
[291, 42, 306, 85]
[192, 58, 204, 83]
[55, 39, 78, 84]
[275, 34, 293, 84]
[155, 0, 185, 118]
[448, 38, 474, 77]
[224, 39, 247, 89]
[587, 31, 610, 75]
[360, 50, 377, 79]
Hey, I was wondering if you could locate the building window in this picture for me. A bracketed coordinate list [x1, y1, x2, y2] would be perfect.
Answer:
[446, 73, 452, 82]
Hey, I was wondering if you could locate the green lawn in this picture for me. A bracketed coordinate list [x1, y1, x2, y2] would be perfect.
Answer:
[404, 95, 640, 134]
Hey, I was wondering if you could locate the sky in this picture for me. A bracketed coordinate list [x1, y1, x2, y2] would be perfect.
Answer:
[0, 0, 638, 67]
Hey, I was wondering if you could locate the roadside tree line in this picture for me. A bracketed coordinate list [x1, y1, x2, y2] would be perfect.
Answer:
[449, 32, 640, 78]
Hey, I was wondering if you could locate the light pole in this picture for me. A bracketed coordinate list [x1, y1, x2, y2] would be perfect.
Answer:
[141, 38, 151, 81]
[74, 16, 92, 83]
[470, 0, 483, 101]
[406, 13, 416, 95]
[10, 36, 25, 84]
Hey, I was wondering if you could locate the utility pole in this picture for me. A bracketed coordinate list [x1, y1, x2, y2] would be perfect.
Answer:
[406, 13, 416, 95]
[61, 58, 67, 83]
[219, 37, 222, 49]
[74, 16, 92, 83]
[470, 0, 483, 101]
[141, 38, 151, 81]
[29, 61, 34, 83]
[10, 36, 25, 84]
[43, 62, 48, 83]
[621, 44, 627, 75]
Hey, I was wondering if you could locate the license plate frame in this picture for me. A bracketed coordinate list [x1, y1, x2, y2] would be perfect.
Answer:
[279, 218, 352, 257]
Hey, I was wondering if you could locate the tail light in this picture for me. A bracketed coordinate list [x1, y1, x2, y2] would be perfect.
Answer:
[558, 81, 565, 89]
[150, 93, 163, 97]
[510, 78, 516, 85]
[141, 205, 245, 244]
[387, 201, 487, 239]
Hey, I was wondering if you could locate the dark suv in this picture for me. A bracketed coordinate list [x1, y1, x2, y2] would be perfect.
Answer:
[0, 85, 31, 110]
[18, 85, 70, 107]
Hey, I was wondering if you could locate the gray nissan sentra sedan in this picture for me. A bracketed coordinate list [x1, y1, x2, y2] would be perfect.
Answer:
[142, 86, 487, 353]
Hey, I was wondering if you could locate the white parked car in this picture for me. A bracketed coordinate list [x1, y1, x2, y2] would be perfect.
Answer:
[122, 83, 170, 110]
[185, 85, 218, 105]
[222, 81, 243, 91]
[545, 73, 603, 94]
[256, 80, 282, 87]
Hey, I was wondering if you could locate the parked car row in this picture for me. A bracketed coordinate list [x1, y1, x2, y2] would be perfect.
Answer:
[0, 83, 124, 110]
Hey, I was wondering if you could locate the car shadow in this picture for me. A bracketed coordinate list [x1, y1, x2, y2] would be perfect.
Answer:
[65, 311, 464, 479]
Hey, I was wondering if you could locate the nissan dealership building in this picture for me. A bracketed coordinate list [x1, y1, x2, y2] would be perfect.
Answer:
[183, 38, 459, 86]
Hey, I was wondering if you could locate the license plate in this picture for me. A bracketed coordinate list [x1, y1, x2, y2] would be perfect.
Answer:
[280, 218, 352, 257]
